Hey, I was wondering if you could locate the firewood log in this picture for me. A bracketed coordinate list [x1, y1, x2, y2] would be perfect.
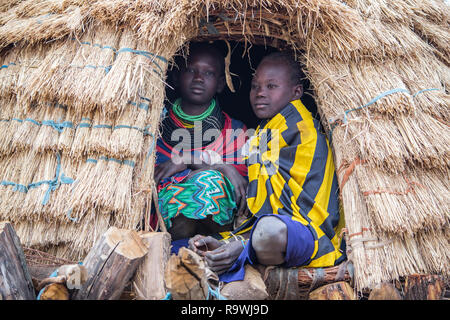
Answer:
[368, 282, 402, 300]
[72, 227, 147, 300]
[404, 274, 444, 300]
[221, 265, 268, 300]
[308, 281, 356, 300]
[132, 231, 171, 300]
[39, 283, 69, 300]
[0, 221, 36, 300]
[165, 247, 210, 300]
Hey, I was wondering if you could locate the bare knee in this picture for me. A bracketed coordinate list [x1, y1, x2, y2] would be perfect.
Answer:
[251, 216, 287, 265]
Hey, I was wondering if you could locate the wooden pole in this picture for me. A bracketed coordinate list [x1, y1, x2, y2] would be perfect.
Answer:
[152, 185, 167, 232]
[72, 227, 147, 300]
[132, 231, 171, 300]
[0, 221, 36, 300]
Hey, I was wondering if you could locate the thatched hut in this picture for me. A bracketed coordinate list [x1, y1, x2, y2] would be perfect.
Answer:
[0, 0, 448, 296]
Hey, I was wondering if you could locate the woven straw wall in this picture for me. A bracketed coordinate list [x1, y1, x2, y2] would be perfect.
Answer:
[0, 0, 448, 292]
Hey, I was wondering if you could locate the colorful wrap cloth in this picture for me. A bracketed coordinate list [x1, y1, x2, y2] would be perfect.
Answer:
[158, 169, 237, 229]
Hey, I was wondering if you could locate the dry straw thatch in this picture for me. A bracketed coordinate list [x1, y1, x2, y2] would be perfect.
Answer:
[0, 0, 448, 293]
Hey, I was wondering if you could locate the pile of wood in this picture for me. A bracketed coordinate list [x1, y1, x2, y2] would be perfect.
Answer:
[1, 221, 447, 300]
[0, 221, 171, 300]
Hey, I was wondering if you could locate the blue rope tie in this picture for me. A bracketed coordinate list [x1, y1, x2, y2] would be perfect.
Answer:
[75, 38, 167, 64]
[1, 181, 27, 193]
[142, 125, 152, 136]
[117, 47, 167, 64]
[77, 122, 91, 128]
[73, 37, 166, 75]
[328, 87, 442, 140]
[71, 64, 112, 74]
[2, 153, 74, 205]
[13, 183, 29, 193]
[128, 100, 150, 112]
[329, 88, 409, 130]
[24, 118, 41, 126]
[108, 157, 122, 165]
[5, 114, 164, 142]
[113, 124, 144, 132]
[79, 40, 117, 53]
[41, 120, 73, 133]
[86, 158, 98, 164]
[36, 13, 53, 24]
[412, 88, 440, 97]
[27, 153, 74, 205]
[117, 48, 165, 76]
[206, 285, 227, 300]
[92, 124, 112, 129]
[161, 292, 172, 300]
[122, 160, 136, 168]
[87, 156, 135, 167]
[0, 62, 16, 69]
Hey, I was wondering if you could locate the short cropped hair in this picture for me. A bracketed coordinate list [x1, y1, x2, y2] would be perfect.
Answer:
[185, 42, 225, 76]
[261, 51, 305, 87]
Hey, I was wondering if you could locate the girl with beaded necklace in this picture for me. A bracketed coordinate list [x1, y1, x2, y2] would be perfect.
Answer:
[154, 43, 248, 246]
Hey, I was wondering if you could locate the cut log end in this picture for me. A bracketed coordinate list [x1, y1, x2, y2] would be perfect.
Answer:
[308, 281, 356, 300]
[165, 247, 209, 300]
[368, 283, 402, 300]
[221, 265, 268, 300]
[105, 227, 148, 259]
[39, 283, 69, 300]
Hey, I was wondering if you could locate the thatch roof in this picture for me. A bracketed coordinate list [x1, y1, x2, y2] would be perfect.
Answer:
[0, 0, 448, 293]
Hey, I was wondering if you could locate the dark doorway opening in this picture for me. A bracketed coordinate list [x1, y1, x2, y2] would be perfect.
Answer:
[165, 40, 318, 129]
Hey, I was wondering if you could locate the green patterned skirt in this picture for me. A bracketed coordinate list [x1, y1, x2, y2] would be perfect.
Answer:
[158, 170, 237, 229]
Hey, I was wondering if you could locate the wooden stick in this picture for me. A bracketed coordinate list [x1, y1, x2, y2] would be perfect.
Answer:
[0, 221, 36, 300]
[72, 227, 147, 300]
[133, 231, 171, 300]
[152, 185, 167, 233]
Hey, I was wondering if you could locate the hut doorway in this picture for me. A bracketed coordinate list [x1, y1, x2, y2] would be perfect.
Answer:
[164, 40, 319, 130]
